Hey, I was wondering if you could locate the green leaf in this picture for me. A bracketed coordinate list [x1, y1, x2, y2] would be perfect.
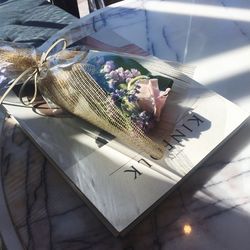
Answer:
[118, 83, 127, 90]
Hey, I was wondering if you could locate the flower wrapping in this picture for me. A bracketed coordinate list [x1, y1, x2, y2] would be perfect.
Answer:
[0, 41, 177, 159]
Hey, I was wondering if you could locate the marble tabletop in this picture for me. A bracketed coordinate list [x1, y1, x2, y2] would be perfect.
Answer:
[1, 0, 250, 249]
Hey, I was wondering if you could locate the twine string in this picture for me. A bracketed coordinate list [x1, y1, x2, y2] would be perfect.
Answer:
[0, 38, 67, 106]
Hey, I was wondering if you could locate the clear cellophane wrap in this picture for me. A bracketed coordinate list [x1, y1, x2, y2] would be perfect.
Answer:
[0, 40, 194, 159]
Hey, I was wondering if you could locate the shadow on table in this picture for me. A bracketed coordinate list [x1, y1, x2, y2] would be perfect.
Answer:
[1, 0, 250, 248]
[1, 115, 250, 249]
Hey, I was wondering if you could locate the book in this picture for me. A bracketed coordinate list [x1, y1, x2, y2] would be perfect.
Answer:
[1, 29, 248, 236]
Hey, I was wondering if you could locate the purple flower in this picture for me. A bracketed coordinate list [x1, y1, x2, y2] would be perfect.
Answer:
[111, 92, 118, 102]
[124, 69, 133, 79]
[116, 67, 125, 81]
[128, 94, 138, 103]
[114, 89, 126, 98]
[100, 61, 142, 88]
[106, 70, 120, 82]
[111, 89, 126, 104]
[96, 56, 105, 65]
[101, 60, 116, 73]
[133, 111, 155, 132]
[106, 60, 115, 68]
[131, 68, 141, 77]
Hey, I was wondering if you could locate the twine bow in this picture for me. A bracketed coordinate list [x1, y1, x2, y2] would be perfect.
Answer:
[0, 38, 67, 105]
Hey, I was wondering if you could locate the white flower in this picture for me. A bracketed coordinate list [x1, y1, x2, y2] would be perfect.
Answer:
[100, 60, 115, 73]
[0, 75, 7, 84]
[0, 68, 6, 73]
[0, 66, 8, 84]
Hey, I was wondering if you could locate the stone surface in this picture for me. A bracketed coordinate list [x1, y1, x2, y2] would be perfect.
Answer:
[1, 0, 250, 249]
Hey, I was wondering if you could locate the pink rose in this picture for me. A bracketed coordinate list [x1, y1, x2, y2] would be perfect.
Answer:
[136, 78, 171, 121]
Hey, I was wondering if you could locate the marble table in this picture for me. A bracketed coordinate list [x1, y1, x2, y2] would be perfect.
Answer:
[1, 0, 250, 249]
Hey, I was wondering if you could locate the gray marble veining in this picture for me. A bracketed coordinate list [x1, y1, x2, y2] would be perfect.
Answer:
[1, 0, 250, 249]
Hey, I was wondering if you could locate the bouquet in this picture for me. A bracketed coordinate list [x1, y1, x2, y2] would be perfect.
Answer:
[0, 39, 177, 159]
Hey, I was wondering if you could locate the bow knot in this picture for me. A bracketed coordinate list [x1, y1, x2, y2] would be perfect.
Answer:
[0, 38, 67, 106]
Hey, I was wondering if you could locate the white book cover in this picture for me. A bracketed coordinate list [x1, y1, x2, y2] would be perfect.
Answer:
[1, 29, 248, 236]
